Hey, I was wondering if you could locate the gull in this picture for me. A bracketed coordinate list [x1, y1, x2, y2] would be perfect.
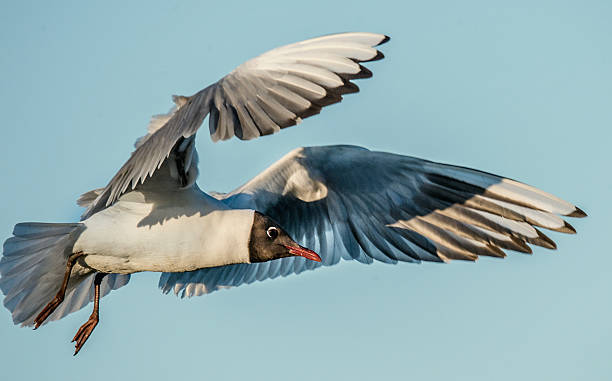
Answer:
[0, 32, 585, 356]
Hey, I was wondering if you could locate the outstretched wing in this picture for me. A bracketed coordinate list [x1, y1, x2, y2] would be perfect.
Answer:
[158, 145, 585, 298]
[82, 33, 389, 219]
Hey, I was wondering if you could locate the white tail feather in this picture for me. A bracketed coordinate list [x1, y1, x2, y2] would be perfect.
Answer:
[0, 222, 130, 326]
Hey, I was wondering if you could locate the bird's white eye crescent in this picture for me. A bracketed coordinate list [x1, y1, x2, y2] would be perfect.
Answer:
[266, 226, 279, 239]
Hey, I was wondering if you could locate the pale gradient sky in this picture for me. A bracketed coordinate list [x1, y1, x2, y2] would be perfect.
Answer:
[0, 1, 610, 380]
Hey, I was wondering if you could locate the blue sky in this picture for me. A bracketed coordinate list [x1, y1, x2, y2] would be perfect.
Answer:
[0, 1, 610, 380]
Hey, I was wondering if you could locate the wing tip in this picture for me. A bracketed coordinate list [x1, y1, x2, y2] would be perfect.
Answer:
[377, 35, 391, 46]
[365, 35, 390, 61]
[531, 229, 557, 250]
[488, 245, 507, 258]
[557, 221, 577, 234]
[365, 50, 385, 62]
[567, 207, 587, 218]
[509, 237, 533, 254]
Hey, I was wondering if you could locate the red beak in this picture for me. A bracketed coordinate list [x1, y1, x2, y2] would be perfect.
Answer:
[284, 245, 321, 262]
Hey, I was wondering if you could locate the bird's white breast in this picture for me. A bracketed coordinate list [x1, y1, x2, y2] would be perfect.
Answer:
[73, 187, 254, 274]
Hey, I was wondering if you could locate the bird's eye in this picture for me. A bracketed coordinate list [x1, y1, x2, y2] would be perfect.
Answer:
[266, 226, 279, 239]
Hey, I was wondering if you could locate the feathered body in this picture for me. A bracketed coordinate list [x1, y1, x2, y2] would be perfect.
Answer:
[0, 33, 585, 355]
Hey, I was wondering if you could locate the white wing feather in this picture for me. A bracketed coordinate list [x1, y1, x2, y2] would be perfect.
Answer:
[82, 33, 388, 219]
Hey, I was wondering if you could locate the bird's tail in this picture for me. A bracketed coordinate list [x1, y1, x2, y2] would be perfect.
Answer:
[0, 222, 130, 326]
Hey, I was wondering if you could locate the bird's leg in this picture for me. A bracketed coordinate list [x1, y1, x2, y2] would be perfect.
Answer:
[33, 251, 84, 329]
[72, 272, 106, 356]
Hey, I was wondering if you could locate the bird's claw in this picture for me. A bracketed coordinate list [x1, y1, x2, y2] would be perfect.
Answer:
[33, 296, 62, 329]
[72, 315, 98, 356]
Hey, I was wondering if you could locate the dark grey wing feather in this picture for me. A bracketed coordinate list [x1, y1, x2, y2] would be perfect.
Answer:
[158, 145, 585, 298]
[82, 33, 388, 219]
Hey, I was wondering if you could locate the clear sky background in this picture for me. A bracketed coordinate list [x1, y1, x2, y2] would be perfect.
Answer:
[0, 1, 610, 380]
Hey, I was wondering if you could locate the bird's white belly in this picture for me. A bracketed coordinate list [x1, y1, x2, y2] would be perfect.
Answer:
[73, 191, 253, 274]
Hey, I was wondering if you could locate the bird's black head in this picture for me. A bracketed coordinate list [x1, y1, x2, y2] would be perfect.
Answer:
[248, 211, 321, 263]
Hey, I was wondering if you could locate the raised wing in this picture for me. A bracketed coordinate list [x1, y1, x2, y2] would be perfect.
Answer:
[82, 33, 389, 219]
[159, 145, 585, 298]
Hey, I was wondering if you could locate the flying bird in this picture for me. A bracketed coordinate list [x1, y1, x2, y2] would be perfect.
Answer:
[0, 32, 585, 355]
